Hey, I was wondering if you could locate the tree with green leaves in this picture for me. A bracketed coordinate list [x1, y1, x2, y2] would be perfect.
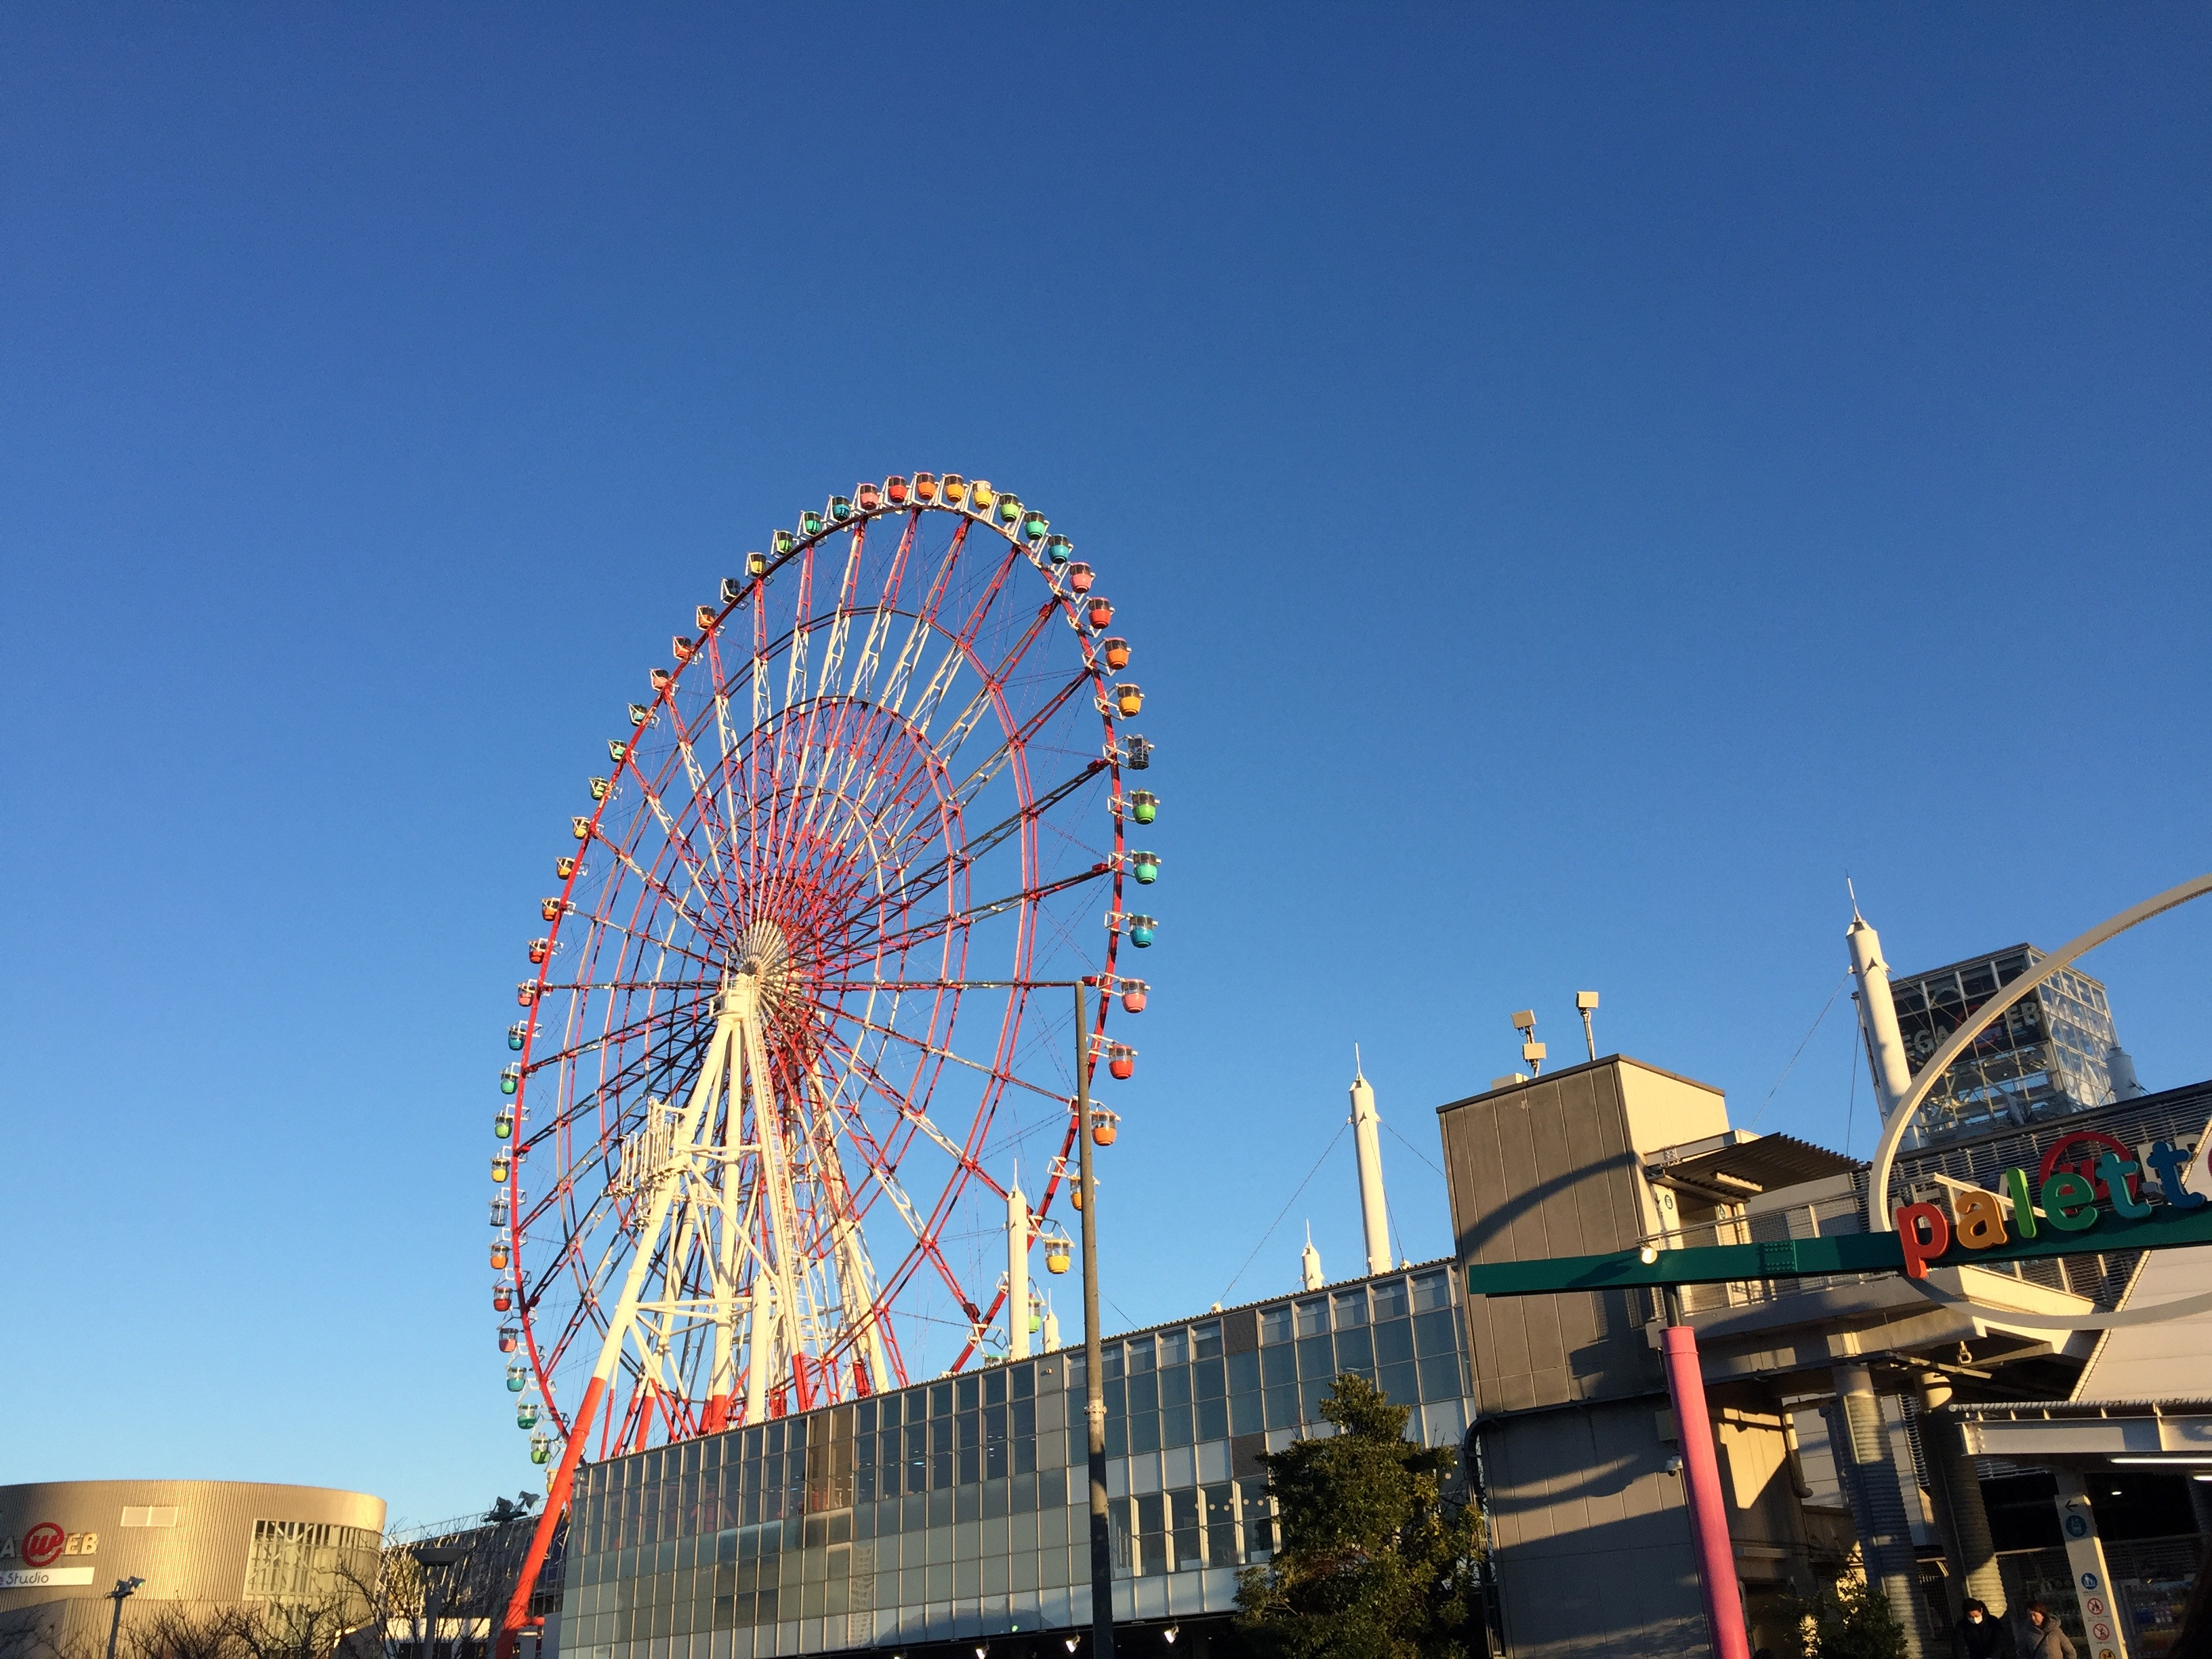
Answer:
[1773, 1575, 1908, 1659]
[1235, 1374, 1486, 1659]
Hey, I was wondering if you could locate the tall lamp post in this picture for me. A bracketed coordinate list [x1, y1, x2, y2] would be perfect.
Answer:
[104, 1576, 144, 1659]
[1074, 982, 1115, 1659]
[413, 1547, 468, 1659]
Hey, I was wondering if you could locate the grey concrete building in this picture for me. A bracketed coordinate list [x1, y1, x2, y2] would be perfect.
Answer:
[1443, 1053, 2212, 1659]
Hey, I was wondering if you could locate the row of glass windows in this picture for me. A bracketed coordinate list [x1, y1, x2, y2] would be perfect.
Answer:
[575, 1350, 1463, 1557]
[565, 1270, 1469, 1596]
[573, 1269, 1464, 1482]
[570, 1291, 1469, 1560]
[560, 1481, 1276, 1646]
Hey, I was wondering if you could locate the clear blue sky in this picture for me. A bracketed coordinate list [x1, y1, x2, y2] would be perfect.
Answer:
[5, 7, 2207, 1528]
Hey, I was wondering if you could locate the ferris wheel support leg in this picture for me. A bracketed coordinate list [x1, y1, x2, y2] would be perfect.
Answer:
[495, 1374, 605, 1659]
[500, 992, 735, 1659]
[740, 1004, 805, 1393]
[809, 1067, 892, 1395]
[743, 1283, 773, 1425]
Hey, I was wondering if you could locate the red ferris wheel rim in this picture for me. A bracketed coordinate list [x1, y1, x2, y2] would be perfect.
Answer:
[494, 477, 1154, 1456]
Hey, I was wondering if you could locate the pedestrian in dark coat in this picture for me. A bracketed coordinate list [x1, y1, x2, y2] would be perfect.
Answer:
[1955, 1598, 2015, 1659]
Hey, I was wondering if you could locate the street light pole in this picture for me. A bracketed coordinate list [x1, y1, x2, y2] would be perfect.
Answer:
[413, 1547, 468, 1659]
[1075, 982, 1115, 1659]
[104, 1576, 143, 1659]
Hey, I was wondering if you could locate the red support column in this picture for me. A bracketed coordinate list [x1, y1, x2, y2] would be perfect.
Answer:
[496, 1374, 606, 1659]
[1662, 1325, 1750, 1659]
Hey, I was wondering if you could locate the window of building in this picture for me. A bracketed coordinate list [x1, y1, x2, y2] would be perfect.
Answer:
[242, 1519, 381, 1605]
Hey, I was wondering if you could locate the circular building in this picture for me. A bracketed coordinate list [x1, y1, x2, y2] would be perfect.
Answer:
[0, 1480, 385, 1654]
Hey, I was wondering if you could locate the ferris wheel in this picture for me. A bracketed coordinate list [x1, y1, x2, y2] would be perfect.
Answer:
[490, 472, 1160, 1477]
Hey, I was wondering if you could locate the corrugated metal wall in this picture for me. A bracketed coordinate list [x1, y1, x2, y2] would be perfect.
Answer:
[0, 1479, 385, 1649]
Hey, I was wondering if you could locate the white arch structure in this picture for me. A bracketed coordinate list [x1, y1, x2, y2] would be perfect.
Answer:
[1863, 871, 2212, 1331]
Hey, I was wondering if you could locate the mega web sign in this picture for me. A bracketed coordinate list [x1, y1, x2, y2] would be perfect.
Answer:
[1462, 1129, 2212, 1298]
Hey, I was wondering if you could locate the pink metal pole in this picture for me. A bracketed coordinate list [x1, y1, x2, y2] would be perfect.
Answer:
[1662, 1324, 1751, 1659]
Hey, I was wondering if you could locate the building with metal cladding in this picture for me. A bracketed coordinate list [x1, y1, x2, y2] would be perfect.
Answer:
[552, 1261, 1475, 1659]
[0, 1480, 386, 1652]
[1879, 945, 2123, 1147]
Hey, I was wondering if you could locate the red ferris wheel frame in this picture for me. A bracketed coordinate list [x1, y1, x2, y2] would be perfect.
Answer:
[495, 473, 1158, 1465]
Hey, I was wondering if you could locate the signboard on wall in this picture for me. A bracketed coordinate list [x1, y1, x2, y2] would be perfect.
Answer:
[0, 1568, 96, 1589]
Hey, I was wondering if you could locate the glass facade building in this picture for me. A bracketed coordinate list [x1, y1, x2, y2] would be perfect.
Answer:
[1881, 944, 2121, 1147]
[554, 1263, 1473, 1659]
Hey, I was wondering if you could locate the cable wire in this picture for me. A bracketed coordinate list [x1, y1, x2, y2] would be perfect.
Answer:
[1382, 1118, 1447, 1179]
[1748, 971, 1850, 1128]
[1216, 1124, 1348, 1309]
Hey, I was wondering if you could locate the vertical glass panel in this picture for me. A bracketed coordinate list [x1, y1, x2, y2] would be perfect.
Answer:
[1259, 1305, 1294, 1345]
[1195, 1397, 1229, 1441]
[1410, 1271, 1452, 1311]
[1334, 1326, 1374, 1372]
[1239, 1477, 1274, 1557]
[1191, 1321, 1223, 1359]
[1203, 1483, 1237, 1565]
[984, 1370, 1007, 1407]
[1331, 1288, 1368, 1328]
[1298, 1377, 1329, 1422]
[1417, 1353, 1462, 1401]
[1158, 1330, 1187, 1366]
[1168, 1490, 1201, 1571]
[1373, 1319, 1414, 1366]
[1294, 1297, 1330, 1336]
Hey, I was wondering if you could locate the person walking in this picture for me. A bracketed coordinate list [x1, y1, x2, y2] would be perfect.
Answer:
[2022, 1602, 2077, 1659]
[1955, 1599, 2015, 1659]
